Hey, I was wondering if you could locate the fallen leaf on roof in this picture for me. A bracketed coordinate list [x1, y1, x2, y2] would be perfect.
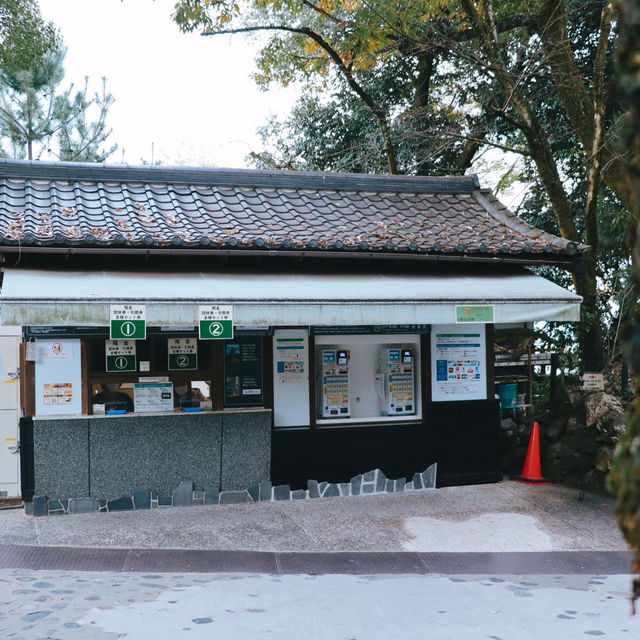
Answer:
[61, 206, 77, 217]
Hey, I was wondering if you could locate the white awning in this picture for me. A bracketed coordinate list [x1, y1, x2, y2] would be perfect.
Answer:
[0, 268, 581, 326]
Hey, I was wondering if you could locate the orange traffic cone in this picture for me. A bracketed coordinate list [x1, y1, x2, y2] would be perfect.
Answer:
[511, 422, 551, 485]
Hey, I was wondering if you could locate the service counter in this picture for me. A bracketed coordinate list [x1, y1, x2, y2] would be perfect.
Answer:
[31, 408, 271, 500]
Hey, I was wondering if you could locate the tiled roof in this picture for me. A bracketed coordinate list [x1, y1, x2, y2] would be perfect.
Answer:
[0, 159, 586, 260]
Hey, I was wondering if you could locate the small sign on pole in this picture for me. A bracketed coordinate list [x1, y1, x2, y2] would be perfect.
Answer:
[199, 305, 233, 340]
[110, 304, 146, 340]
[581, 373, 604, 391]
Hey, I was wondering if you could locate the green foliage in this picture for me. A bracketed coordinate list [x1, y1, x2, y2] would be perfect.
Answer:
[0, 0, 61, 88]
[175, 0, 633, 371]
[0, 2, 116, 162]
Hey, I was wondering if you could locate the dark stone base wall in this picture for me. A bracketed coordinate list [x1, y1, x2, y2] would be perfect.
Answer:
[33, 410, 271, 500]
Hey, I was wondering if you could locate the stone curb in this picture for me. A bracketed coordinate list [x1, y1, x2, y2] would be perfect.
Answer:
[26, 464, 437, 517]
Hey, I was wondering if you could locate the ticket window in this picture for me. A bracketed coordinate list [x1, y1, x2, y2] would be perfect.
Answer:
[87, 337, 217, 414]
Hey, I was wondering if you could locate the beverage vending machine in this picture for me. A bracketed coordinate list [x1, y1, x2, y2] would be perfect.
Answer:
[379, 348, 415, 415]
[321, 349, 350, 417]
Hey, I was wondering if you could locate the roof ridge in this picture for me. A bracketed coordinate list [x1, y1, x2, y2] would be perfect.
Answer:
[0, 158, 480, 194]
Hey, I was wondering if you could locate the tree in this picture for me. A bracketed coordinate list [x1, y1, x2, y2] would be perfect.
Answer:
[0, 0, 116, 161]
[0, 0, 61, 85]
[174, 0, 634, 373]
[608, 0, 640, 612]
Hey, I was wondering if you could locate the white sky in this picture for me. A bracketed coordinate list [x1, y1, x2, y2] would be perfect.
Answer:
[39, 0, 298, 167]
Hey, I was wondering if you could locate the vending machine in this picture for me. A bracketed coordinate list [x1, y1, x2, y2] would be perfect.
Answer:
[379, 348, 415, 415]
[321, 349, 350, 417]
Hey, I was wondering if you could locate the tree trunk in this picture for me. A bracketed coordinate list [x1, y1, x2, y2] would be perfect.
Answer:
[538, 0, 633, 211]
[462, 0, 606, 370]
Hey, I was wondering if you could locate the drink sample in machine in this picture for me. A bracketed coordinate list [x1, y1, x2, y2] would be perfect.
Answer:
[321, 349, 350, 417]
[379, 348, 415, 415]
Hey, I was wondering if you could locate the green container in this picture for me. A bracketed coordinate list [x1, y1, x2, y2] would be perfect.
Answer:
[496, 383, 517, 408]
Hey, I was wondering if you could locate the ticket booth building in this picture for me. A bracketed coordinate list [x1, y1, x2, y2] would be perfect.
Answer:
[0, 159, 583, 501]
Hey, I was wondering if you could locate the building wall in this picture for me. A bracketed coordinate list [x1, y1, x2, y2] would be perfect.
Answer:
[33, 409, 271, 500]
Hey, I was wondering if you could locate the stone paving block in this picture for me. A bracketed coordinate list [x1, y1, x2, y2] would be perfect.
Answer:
[158, 495, 172, 507]
[99, 499, 107, 512]
[385, 479, 395, 492]
[23, 501, 33, 516]
[307, 480, 320, 499]
[404, 482, 414, 492]
[32, 495, 48, 517]
[350, 474, 363, 495]
[291, 489, 307, 500]
[322, 484, 340, 498]
[47, 499, 67, 514]
[68, 497, 99, 514]
[219, 491, 250, 504]
[133, 490, 151, 510]
[362, 482, 375, 494]
[395, 479, 405, 492]
[204, 487, 219, 505]
[421, 463, 437, 489]
[363, 470, 375, 482]
[412, 473, 424, 490]
[339, 483, 351, 497]
[172, 480, 194, 507]
[107, 496, 134, 512]
[375, 469, 387, 493]
[247, 485, 260, 502]
[193, 491, 205, 505]
[259, 481, 273, 501]
[318, 482, 328, 494]
[273, 485, 291, 501]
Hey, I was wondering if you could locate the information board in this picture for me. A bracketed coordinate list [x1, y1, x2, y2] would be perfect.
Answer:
[167, 338, 198, 370]
[431, 324, 487, 401]
[105, 340, 136, 372]
[34, 339, 82, 415]
[224, 336, 263, 407]
[134, 383, 174, 413]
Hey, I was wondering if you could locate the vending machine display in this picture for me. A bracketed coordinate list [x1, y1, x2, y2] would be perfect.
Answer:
[321, 349, 350, 417]
[380, 348, 415, 415]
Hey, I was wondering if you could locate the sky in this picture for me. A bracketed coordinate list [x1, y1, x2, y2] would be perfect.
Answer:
[38, 0, 298, 168]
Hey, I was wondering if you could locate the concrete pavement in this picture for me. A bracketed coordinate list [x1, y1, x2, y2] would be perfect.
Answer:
[0, 480, 629, 553]
[0, 480, 637, 639]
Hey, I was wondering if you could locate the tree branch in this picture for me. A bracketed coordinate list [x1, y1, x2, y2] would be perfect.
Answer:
[203, 23, 399, 173]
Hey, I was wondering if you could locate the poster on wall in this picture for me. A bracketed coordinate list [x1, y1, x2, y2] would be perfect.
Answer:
[34, 339, 83, 415]
[223, 337, 263, 407]
[275, 337, 306, 383]
[43, 383, 73, 406]
[431, 324, 487, 401]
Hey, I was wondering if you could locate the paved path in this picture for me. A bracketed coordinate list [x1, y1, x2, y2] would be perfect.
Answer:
[0, 481, 636, 639]
[1, 568, 636, 639]
[0, 481, 629, 553]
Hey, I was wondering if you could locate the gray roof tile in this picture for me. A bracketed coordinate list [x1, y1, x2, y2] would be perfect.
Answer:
[0, 159, 587, 259]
